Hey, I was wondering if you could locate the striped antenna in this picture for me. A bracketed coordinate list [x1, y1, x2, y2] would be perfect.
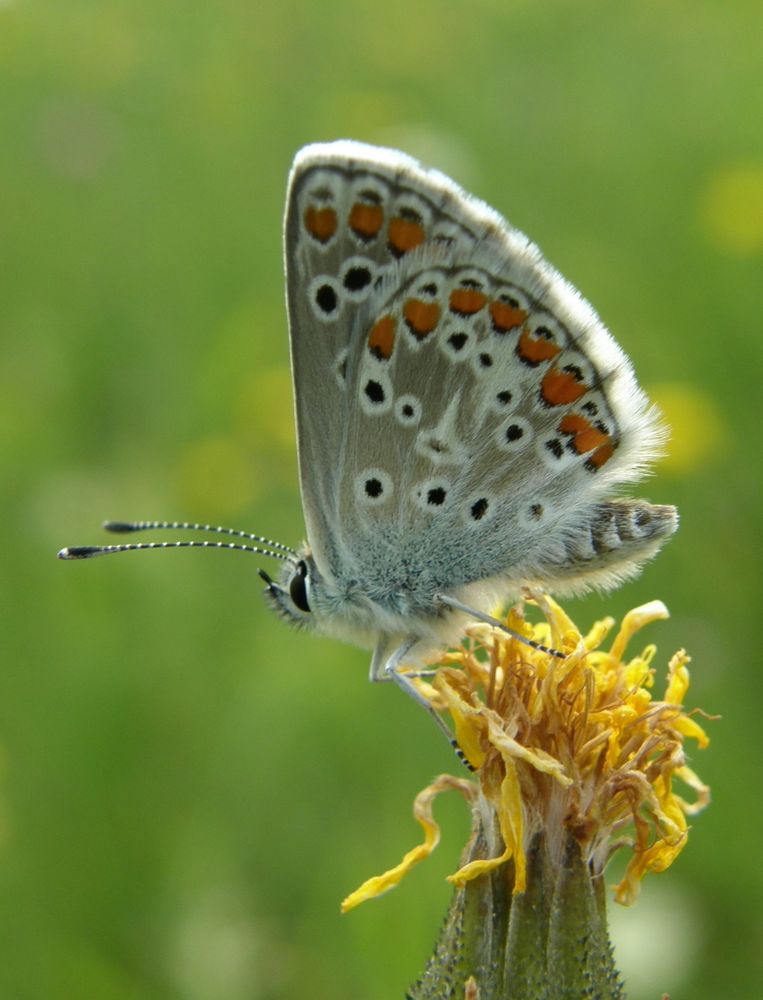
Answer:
[58, 521, 295, 563]
[102, 520, 297, 556]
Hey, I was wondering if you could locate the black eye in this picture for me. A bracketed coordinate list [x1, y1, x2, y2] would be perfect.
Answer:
[289, 560, 311, 613]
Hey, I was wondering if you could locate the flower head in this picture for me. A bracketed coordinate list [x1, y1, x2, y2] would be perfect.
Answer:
[343, 596, 709, 912]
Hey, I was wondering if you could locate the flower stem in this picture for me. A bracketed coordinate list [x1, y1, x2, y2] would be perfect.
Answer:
[408, 823, 625, 1000]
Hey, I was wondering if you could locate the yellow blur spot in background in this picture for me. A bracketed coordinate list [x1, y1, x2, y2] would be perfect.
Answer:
[235, 366, 295, 451]
[176, 434, 261, 518]
[650, 383, 728, 474]
[699, 164, 763, 255]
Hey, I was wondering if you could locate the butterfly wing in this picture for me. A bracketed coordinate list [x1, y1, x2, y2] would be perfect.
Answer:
[284, 141, 675, 608]
[284, 141, 483, 575]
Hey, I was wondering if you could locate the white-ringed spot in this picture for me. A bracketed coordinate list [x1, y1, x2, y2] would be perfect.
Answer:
[341, 256, 376, 300]
[359, 371, 393, 415]
[355, 468, 394, 507]
[495, 416, 533, 453]
[491, 389, 515, 412]
[462, 493, 496, 527]
[308, 275, 343, 323]
[440, 326, 473, 362]
[471, 350, 495, 377]
[413, 478, 451, 512]
[394, 394, 422, 427]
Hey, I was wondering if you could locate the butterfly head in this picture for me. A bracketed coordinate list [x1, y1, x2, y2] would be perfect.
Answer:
[259, 550, 318, 630]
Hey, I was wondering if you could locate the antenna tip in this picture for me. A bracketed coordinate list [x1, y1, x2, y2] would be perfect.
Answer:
[103, 521, 135, 533]
[58, 546, 101, 560]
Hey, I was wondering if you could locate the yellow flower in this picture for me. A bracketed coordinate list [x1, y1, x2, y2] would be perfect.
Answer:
[342, 596, 710, 913]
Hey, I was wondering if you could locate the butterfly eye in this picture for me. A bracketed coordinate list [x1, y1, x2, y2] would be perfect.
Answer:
[289, 560, 311, 613]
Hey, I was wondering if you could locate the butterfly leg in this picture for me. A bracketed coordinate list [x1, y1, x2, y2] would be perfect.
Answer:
[369, 640, 475, 770]
[435, 594, 565, 660]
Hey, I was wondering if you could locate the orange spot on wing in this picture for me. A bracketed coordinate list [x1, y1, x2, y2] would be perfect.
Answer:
[449, 288, 487, 315]
[349, 202, 384, 239]
[304, 205, 337, 243]
[368, 315, 397, 360]
[587, 442, 616, 469]
[388, 216, 425, 255]
[517, 326, 562, 364]
[541, 367, 588, 406]
[403, 298, 440, 339]
[559, 414, 610, 454]
[490, 300, 528, 333]
[558, 414, 589, 435]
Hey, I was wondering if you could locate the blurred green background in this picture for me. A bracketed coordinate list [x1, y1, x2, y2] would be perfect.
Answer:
[2, 1, 761, 997]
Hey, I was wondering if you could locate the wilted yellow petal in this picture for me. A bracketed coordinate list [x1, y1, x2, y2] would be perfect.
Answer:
[583, 616, 616, 651]
[673, 765, 712, 814]
[665, 650, 691, 704]
[609, 601, 670, 662]
[434, 672, 487, 769]
[486, 715, 571, 787]
[674, 714, 710, 749]
[449, 761, 524, 889]
[341, 775, 474, 912]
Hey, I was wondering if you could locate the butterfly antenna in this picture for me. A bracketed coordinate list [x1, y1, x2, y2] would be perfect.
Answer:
[58, 540, 293, 561]
[102, 519, 297, 556]
[58, 521, 295, 563]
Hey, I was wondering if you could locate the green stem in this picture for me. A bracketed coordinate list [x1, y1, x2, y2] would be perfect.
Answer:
[408, 823, 625, 1000]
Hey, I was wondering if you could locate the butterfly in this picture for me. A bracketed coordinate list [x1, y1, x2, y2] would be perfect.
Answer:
[60, 140, 677, 727]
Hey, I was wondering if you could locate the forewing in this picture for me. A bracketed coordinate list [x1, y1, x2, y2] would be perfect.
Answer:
[284, 141, 484, 575]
